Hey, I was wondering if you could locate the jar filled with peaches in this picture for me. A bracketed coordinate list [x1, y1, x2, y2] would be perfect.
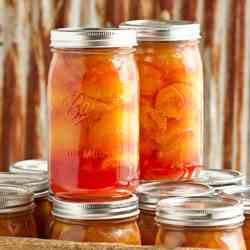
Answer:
[120, 20, 203, 181]
[0, 185, 37, 237]
[136, 181, 213, 245]
[50, 194, 141, 244]
[155, 196, 246, 249]
[48, 28, 139, 200]
[0, 173, 50, 238]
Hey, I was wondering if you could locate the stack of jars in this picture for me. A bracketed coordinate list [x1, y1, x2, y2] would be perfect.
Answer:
[0, 20, 248, 250]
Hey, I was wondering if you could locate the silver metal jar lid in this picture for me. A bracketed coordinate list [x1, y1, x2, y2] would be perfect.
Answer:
[221, 185, 250, 215]
[51, 28, 137, 48]
[10, 159, 48, 176]
[0, 173, 48, 198]
[156, 196, 244, 227]
[137, 181, 213, 211]
[119, 20, 200, 41]
[194, 169, 244, 188]
[52, 194, 139, 220]
[0, 185, 34, 213]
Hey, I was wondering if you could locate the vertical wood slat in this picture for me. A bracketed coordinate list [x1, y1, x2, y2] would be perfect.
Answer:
[231, 0, 246, 171]
[223, 0, 247, 171]
[0, 0, 250, 179]
[246, 0, 250, 180]
[197, 0, 222, 169]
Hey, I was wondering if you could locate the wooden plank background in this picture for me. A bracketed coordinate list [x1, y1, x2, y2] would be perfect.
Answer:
[0, 0, 250, 179]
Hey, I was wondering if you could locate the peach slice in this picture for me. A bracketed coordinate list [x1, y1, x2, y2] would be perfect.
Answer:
[155, 83, 200, 119]
[140, 104, 167, 140]
[155, 118, 199, 146]
[50, 118, 88, 152]
[88, 109, 131, 154]
[157, 130, 201, 168]
[102, 153, 138, 171]
[138, 61, 165, 96]
[81, 61, 125, 104]
[140, 136, 157, 157]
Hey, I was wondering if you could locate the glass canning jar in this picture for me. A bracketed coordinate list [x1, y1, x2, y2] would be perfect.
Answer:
[0, 173, 50, 238]
[120, 20, 203, 181]
[50, 194, 141, 244]
[9, 159, 48, 177]
[155, 196, 246, 249]
[48, 28, 139, 200]
[136, 181, 213, 245]
[0, 185, 37, 237]
[221, 185, 250, 250]
[194, 169, 244, 192]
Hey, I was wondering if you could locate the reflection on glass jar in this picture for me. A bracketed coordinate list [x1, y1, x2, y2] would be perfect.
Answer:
[136, 181, 213, 245]
[0, 185, 37, 237]
[0, 173, 50, 238]
[48, 28, 139, 200]
[120, 20, 203, 181]
[155, 196, 246, 249]
[50, 194, 141, 244]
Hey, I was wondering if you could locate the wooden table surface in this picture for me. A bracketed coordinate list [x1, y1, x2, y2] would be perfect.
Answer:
[0, 237, 220, 250]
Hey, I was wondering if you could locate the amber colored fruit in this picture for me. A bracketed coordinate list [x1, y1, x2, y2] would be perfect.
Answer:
[81, 61, 124, 104]
[138, 211, 157, 245]
[34, 197, 52, 239]
[138, 61, 165, 96]
[155, 83, 199, 120]
[88, 109, 132, 154]
[155, 118, 199, 146]
[140, 137, 157, 158]
[0, 210, 37, 237]
[157, 130, 200, 168]
[50, 117, 86, 152]
[156, 225, 246, 250]
[136, 41, 203, 181]
[140, 97, 167, 140]
[101, 153, 138, 172]
[50, 217, 141, 245]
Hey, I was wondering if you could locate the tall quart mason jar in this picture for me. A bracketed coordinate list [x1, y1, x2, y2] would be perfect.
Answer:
[120, 20, 203, 181]
[48, 28, 139, 200]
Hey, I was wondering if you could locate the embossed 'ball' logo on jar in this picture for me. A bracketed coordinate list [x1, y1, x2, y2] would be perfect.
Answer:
[66, 93, 92, 125]
[66, 92, 121, 125]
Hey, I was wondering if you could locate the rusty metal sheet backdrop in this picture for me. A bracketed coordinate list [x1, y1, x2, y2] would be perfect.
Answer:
[0, 0, 250, 179]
